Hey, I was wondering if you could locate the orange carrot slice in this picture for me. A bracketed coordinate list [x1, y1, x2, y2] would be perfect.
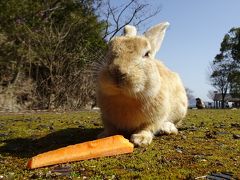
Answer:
[27, 135, 134, 169]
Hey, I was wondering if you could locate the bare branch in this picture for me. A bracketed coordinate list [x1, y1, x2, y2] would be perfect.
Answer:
[108, 7, 138, 40]
[102, 10, 111, 39]
[116, 0, 135, 23]
[99, 0, 161, 40]
[107, 0, 118, 25]
[134, 6, 161, 26]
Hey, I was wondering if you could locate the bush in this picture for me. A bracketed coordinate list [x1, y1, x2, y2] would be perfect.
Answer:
[0, 0, 106, 111]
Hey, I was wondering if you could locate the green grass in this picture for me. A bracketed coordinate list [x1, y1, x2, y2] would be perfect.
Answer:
[0, 109, 240, 179]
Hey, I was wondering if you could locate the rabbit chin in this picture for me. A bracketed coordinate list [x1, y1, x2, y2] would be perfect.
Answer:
[121, 84, 145, 97]
[125, 83, 160, 99]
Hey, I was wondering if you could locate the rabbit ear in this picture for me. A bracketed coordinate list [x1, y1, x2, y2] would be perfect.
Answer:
[144, 22, 169, 57]
[124, 25, 137, 36]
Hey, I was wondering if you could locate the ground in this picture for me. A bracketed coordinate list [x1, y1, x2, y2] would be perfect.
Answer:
[0, 109, 240, 179]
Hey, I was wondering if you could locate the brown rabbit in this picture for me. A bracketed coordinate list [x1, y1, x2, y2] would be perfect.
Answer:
[96, 22, 188, 146]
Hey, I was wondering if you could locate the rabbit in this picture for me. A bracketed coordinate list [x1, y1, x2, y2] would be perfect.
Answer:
[96, 22, 188, 146]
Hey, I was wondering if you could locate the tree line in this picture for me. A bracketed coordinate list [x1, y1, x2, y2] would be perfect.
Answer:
[0, 0, 160, 111]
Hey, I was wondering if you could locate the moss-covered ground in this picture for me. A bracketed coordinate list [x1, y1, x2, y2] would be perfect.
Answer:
[0, 109, 240, 179]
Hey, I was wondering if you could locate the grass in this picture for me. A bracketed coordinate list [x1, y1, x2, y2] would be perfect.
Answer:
[0, 109, 240, 179]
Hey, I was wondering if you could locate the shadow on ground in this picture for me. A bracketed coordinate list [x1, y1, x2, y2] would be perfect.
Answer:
[0, 127, 103, 158]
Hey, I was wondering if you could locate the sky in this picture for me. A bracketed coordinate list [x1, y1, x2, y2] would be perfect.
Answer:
[112, 0, 240, 101]
[153, 0, 240, 101]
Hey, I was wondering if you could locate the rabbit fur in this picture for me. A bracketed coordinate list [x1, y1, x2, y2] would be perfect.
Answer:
[97, 22, 188, 146]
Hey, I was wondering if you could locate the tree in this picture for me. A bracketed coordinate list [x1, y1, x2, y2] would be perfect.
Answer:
[185, 88, 195, 107]
[227, 28, 240, 98]
[0, 0, 161, 110]
[209, 27, 240, 108]
[207, 90, 216, 101]
[209, 56, 231, 109]
[185, 88, 194, 100]
[0, 0, 106, 109]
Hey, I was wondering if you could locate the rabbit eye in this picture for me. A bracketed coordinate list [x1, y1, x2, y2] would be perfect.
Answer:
[143, 51, 150, 58]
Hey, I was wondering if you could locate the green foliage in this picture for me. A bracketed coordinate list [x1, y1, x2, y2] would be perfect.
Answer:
[228, 28, 240, 97]
[0, 0, 107, 109]
[210, 27, 240, 105]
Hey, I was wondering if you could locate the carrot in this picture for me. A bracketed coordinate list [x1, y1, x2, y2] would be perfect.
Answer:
[27, 135, 134, 169]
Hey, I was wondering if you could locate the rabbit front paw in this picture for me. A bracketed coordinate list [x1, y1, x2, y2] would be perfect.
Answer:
[130, 130, 153, 146]
[160, 122, 178, 134]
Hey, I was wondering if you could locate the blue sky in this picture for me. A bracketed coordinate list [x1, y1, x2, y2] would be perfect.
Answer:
[112, 1, 240, 101]
[153, 0, 240, 101]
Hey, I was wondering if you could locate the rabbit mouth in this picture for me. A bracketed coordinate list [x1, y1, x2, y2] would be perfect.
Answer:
[109, 68, 128, 86]
[114, 77, 144, 95]
[107, 68, 145, 96]
[114, 73, 127, 86]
